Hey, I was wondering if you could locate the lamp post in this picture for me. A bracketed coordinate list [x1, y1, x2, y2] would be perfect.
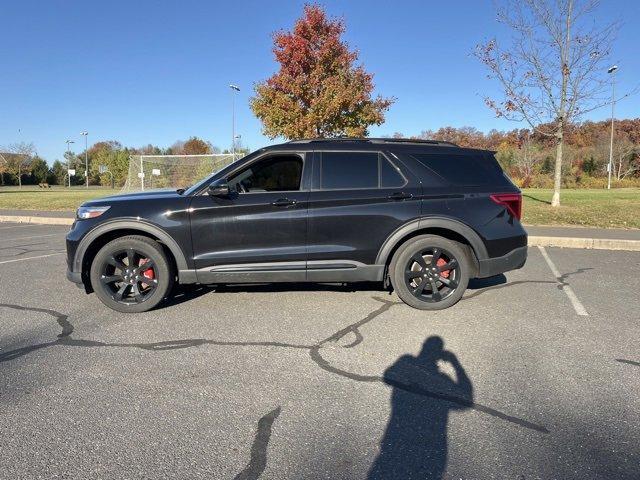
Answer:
[229, 84, 240, 159]
[81, 131, 88, 188]
[65, 139, 75, 188]
[607, 65, 618, 190]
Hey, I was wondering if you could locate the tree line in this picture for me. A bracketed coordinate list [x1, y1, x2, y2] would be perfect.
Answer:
[399, 118, 640, 188]
[0, 137, 249, 188]
[2, 119, 638, 189]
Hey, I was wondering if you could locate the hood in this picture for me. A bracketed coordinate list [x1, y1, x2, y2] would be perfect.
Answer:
[83, 189, 182, 206]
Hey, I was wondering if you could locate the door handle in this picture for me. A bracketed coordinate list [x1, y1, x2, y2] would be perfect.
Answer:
[387, 192, 413, 201]
[272, 198, 297, 207]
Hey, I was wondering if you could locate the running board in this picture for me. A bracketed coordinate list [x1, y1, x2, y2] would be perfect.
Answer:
[195, 261, 384, 284]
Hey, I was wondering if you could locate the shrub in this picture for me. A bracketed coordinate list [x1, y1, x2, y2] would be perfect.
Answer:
[577, 176, 607, 188]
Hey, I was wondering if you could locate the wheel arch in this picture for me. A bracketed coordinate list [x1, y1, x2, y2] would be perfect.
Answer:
[376, 217, 488, 276]
[74, 220, 189, 292]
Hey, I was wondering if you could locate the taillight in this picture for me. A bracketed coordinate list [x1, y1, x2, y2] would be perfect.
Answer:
[490, 193, 522, 220]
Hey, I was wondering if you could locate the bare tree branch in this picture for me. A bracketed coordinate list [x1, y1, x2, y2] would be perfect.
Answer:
[475, 0, 622, 206]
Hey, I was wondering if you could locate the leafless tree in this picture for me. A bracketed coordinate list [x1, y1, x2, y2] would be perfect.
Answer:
[0, 142, 36, 188]
[515, 132, 543, 180]
[476, 0, 621, 206]
[596, 134, 639, 180]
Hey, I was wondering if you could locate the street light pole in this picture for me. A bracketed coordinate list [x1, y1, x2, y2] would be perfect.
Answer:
[229, 84, 240, 159]
[65, 139, 75, 188]
[607, 65, 618, 190]
[81, 131, 88, 188]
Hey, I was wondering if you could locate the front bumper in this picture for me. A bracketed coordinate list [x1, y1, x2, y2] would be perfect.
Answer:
[66, 267, 83, 285]
[476, 245, 527, 278]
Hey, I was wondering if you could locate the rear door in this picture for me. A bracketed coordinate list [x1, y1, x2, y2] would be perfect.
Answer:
[306, 150, 421, 270]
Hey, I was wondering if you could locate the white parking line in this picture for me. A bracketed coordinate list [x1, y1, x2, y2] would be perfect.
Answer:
[2, 233, 64, 242]
[0, 224, 52, 230]
[538, 246, 589, 316]
[0, 252, 65, 265]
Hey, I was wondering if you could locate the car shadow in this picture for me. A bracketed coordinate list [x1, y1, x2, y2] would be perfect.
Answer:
[196, 275, 509, 295]
[467, 274, 507, 290]
[368, 336, 473, 479]
[163, 284, 216, 308]
[159, 275, 510, 311]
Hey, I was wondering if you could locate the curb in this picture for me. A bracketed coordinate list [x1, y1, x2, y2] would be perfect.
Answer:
[0, 216, 639, 251]
[528, 236, 640, 252]
[0, 215, 74, 226]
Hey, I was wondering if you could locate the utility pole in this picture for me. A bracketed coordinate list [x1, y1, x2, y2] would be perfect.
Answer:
[229, 84, 240, 159]
[81, 131, 89, 188]
[607, 65, 618, 190]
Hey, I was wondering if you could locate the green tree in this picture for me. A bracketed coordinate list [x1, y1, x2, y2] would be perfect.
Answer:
[29, 156, 50, 184]
[49, 160, 67, 185]
[88, 141, 130, 187]
[251, 4, 394, 139]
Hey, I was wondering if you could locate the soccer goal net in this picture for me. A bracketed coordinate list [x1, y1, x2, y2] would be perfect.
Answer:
[121, 154, 237, 192]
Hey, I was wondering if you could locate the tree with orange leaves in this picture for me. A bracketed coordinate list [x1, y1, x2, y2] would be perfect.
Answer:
[251, 4, 394, 139]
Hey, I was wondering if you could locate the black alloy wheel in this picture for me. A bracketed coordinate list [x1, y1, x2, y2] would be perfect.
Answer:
[90, 235, 173, 313]
[391, 235, 470, 310]
[100, 248, 158, 304]
[404, 246, 461, 303]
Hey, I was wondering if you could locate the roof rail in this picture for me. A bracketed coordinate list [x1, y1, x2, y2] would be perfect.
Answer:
[287, 137, 458, 147]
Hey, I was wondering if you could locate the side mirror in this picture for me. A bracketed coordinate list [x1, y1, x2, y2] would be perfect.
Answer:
[207, 180, 230, 197]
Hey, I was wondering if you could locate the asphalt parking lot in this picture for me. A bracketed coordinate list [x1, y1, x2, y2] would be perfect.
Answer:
[1, 222, 638, 479]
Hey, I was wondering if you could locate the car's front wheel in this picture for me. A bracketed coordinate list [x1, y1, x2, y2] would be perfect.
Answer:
[90, 235, 174, 313]
[391, 235, 470, 310]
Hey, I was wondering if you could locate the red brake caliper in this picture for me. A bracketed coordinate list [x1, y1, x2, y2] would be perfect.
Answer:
[436, 258, 450, 278]
[139, 258, 155, 281]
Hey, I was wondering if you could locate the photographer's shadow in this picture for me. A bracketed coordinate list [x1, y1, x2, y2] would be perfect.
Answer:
[368, 336, 473, 480]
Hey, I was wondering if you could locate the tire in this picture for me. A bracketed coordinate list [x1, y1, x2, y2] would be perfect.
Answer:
[90, 235, 174, 313]
[390, 235, 470, 310]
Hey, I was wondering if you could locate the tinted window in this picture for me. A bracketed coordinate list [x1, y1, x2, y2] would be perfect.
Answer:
[411, 153, 502, 186]
[229, 155, 302, 192]
[381, 157, 406, 188]
[321, 152, 378, 189]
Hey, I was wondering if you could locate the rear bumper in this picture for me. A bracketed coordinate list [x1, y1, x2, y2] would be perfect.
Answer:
[476, 245, 527, 278]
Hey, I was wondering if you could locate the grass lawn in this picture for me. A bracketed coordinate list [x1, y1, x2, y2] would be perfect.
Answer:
[0, 186, 120, 211]
[522, 188, 640, 229]
[0, 186, 638, 229]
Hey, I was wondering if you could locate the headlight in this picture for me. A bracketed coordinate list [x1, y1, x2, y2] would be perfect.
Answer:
[76, 206, 110, 219]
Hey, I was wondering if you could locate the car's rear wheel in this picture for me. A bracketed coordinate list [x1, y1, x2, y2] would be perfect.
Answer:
[391, 235, 469, 310]
[90, 235, 174, 313]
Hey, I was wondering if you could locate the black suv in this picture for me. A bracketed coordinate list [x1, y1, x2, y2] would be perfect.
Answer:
[66, 138, 527, 312]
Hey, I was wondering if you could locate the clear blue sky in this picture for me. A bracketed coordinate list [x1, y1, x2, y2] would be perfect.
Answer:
[2, 0, 638, 163]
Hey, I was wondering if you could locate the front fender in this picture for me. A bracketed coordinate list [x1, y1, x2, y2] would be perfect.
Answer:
[72, 218, 190, 274]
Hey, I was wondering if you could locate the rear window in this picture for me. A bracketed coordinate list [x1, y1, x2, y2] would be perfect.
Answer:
[411, 153, 503, 186]
[321, 152, 379, 189]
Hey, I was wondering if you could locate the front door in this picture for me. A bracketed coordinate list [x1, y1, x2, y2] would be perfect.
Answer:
[189, 152, 310, 282]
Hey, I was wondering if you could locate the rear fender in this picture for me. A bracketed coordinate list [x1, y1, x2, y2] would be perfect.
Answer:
[375, 217, 488, 266]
